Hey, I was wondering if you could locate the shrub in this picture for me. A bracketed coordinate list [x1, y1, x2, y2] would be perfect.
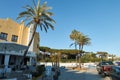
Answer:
[32, 65, 45, 77]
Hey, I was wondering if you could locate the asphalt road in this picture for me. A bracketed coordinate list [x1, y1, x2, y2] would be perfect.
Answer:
[38, 67, 118, 80]
[59, 68, 104, 80]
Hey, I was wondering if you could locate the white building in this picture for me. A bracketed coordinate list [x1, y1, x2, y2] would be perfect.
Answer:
[0, 42, 36, 74]
[0, 19, 39, 76]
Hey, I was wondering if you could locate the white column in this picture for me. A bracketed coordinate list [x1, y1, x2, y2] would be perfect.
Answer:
[4, 55, 10, 68]
[28, 24, 34, 52]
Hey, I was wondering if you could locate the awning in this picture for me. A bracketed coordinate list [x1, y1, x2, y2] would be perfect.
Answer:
[0, 42, 27, 52]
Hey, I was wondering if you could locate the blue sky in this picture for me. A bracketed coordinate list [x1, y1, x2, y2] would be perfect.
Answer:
[0, 0, 120, 56]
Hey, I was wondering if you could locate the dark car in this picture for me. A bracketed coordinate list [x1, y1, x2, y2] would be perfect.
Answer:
[108, 66, 120, 80]
[96, 61, 114, 77]
[114, 61, 120, 66]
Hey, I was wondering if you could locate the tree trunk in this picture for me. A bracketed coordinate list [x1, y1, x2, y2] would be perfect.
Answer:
[79, 57, 81, 68]
[75, 41, 77, 50]
[20, 24, 37, 65]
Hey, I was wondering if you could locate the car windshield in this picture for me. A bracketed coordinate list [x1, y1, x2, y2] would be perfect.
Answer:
[116, 62, 120, 66]
[102, 61, 113, 65]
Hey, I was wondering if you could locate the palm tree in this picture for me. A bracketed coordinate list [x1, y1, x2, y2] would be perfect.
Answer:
[70, 29, 80, 67]
[77, 34, 91, 51]
[97, 52, 108, 61]
[77, 33, 91, 68]
[17, 0, 55, 65]
[69, 29, 80, 49]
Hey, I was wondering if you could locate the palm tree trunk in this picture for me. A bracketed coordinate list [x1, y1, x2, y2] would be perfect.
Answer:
[52, 60, 53, 66]
[78, 44, 81, 68]
[20, 24, 37, 65]
[78, 44, 83, 68]
[78, 45, 80, 50]
[81, 45, 83, 51]
[75, 41, 77, 50]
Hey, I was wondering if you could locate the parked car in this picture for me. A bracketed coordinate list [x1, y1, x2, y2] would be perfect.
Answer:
[60, 66, 65, 69]
[109, 66, 120, 80]
[114, 61, 120, 66]
[96, 61, 114, 77]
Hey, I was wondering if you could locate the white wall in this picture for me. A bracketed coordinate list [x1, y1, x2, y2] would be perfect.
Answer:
[39, 62, 96, 68]
[28, 24, 34, 52]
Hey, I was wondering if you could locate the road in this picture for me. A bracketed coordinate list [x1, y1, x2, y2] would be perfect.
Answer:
[59, 68, 106, 80]
[43, 67, 118, 80]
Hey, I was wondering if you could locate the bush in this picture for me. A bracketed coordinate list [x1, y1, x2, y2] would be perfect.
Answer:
[32, 65, 45, 77]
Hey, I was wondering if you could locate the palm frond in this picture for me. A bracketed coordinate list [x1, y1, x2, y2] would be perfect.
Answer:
[23, 5, 35, 16]
[41, 24, 47, 32]
[16, 11, 33, 20]
[69, 43, 75, 47]
[39, 24, 43, 31]
[46, 12, 53, 16]
[32, 0, 37, 9]
[44, 21, 54, 30]
[17, 0, 55, 31]
[41, 1, 52, 11]
[43, 21, 49, 29]
[37, 0, 40, 9]
[26, 20, 34, 27]
[42, 14, 55, 24]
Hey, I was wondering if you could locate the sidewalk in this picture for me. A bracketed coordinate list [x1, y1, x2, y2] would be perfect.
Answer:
[4, 71, 31, 80]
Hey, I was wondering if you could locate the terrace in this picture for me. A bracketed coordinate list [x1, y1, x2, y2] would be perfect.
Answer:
[0, 42, 36, 79]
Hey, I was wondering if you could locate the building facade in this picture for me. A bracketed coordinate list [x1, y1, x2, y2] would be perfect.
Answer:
[0, 18, 40, 54]
[0, 18, 40, 73]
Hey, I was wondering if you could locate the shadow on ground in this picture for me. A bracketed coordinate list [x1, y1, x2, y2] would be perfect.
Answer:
[59, 68, 119, 80]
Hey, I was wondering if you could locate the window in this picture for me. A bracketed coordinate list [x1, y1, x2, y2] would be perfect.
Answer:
[0, 55, 4, 65]
[101, 61, 113, 65]
[11, 35, 18, 42]
[0, 32, 8, 40]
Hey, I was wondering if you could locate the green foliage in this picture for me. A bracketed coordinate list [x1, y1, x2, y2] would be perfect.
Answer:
[61, 59, 75, 62]
[39, 46, 81, 54]
[61, 59, 67, 62]
[39, 46, 51, 52]
[39, 46, 116, 63]
[69, 29, 91, 51]
[96, 51, 108, 61]
[36, 65, 45, 73]
[32, 65, 45, 77]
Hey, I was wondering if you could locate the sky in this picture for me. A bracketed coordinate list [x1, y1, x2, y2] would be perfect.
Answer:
[0, 0, 120, 56]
